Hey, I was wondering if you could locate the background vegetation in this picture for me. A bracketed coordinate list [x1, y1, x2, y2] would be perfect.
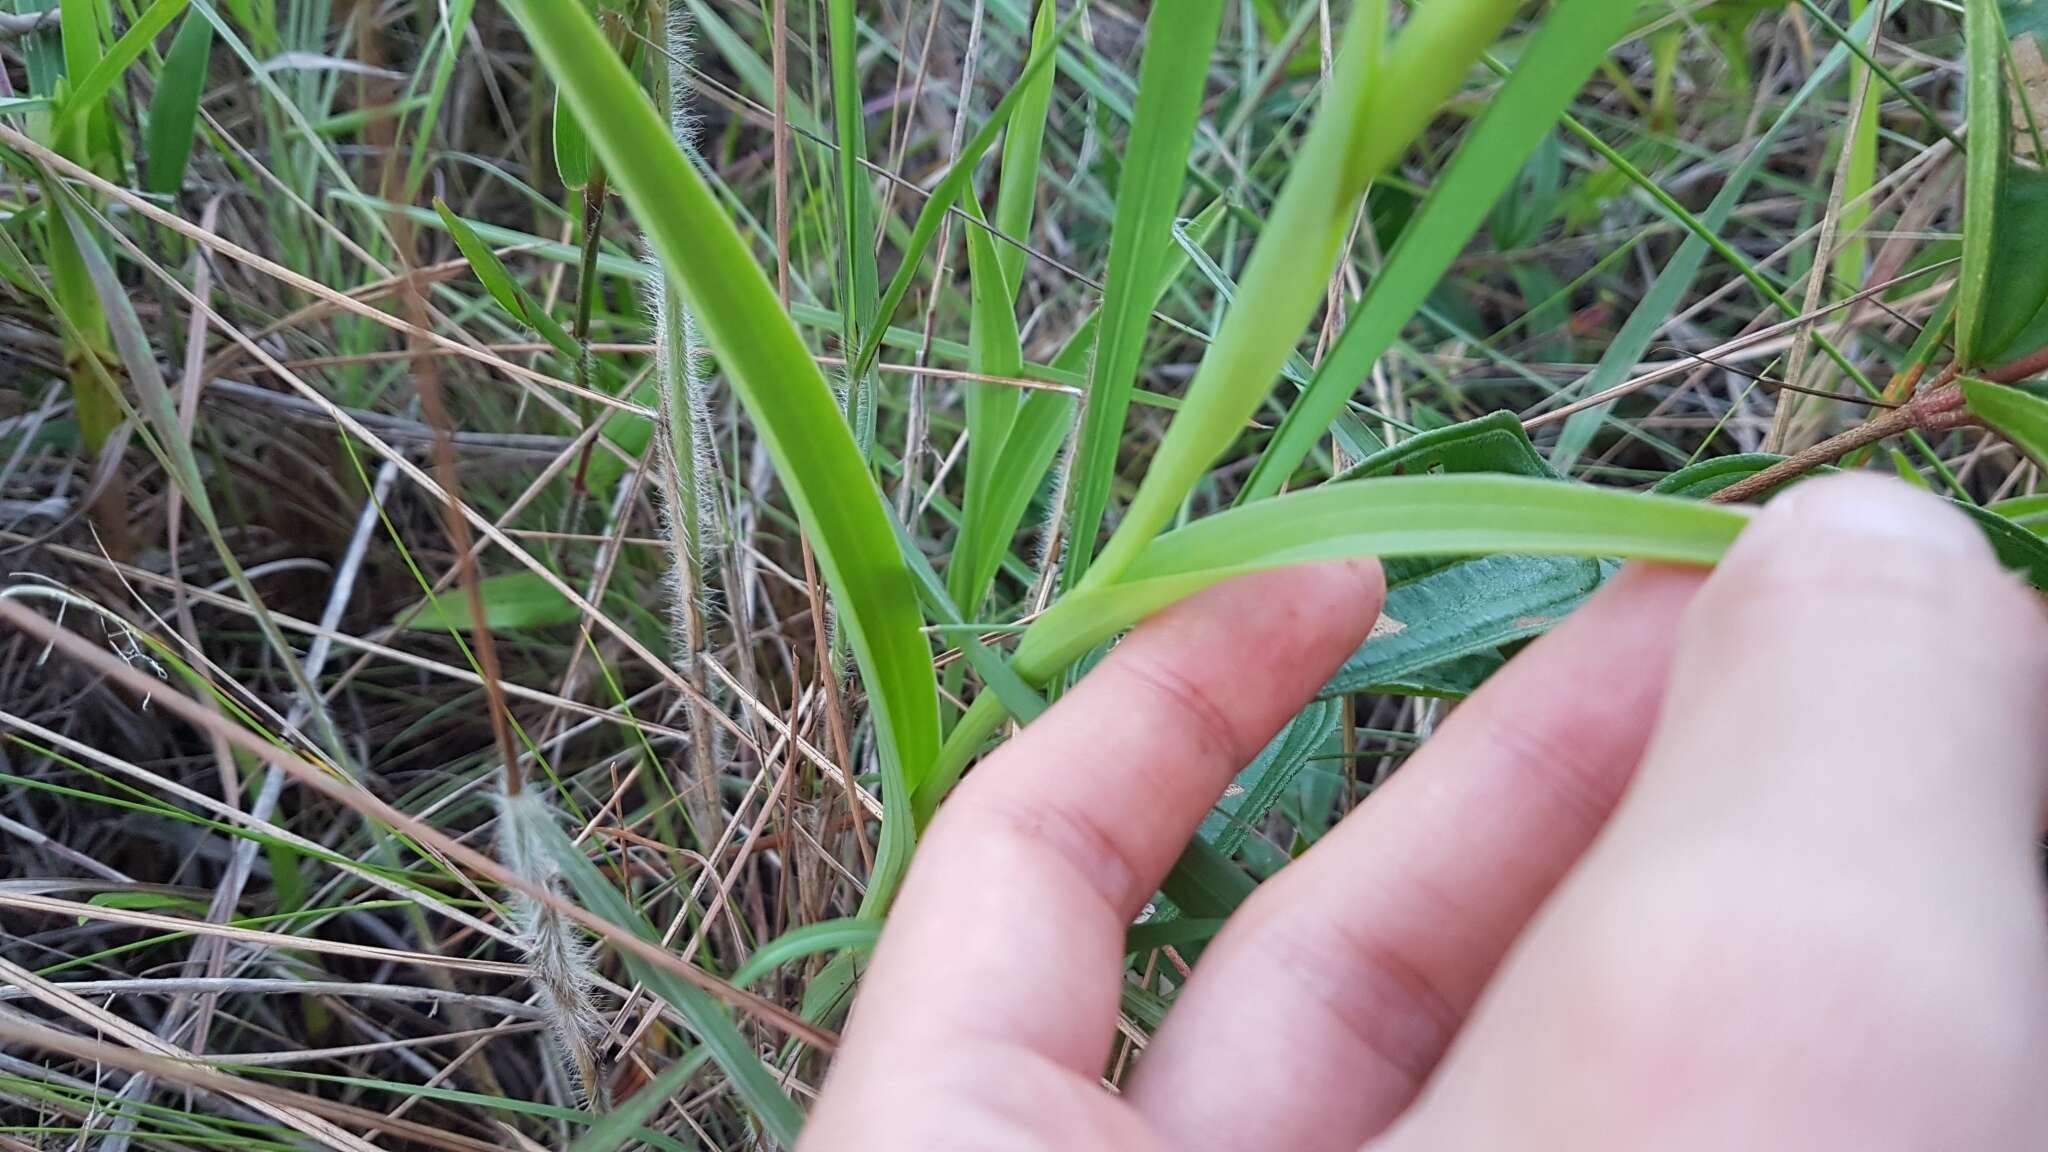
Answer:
[2, 0, 2047, 1146]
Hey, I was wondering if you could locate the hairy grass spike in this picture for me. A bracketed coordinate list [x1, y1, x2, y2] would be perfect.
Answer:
[495, 789, 609, 1109]
[647, 1, 727, 853]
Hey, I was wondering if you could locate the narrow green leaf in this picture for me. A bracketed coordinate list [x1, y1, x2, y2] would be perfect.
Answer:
[1988, 492, 2048, 533]
[956, 191, 1027, 616]
[503, 0, 941, 915]
[994, 0, 1059, 299]
[851, 5, 1076, 383]
[141, 8, 211, 195]
[1963, 376, 2048, 464]
[827, 0, 881, 447]
[435, 198, 535, 331]
[1244, 0, 1633, 499]
[729, 919, 882, 990]
[534, 817, 804, 1144]
[1959, 0, 2011, 366]
[1061, 0, 1227, 587]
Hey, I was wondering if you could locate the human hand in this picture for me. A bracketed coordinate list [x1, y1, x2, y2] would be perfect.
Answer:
[800, 475, 2048, 1151]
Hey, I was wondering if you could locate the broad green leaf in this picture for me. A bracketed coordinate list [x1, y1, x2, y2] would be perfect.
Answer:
[534, 815, 804, 1144]
[1959, 0, 2011, 366]
[1199, 698, 1339, 857]
[921, 475, 1750, 810]
[730, 919, 882, 990]
[1242, 0, 1632, 498]
[1062, 0, 1227, 586]
[1967, 167, 2048, 362]
[1321, 553, 1609, 698]
[552, 91, 590, 190]
[1963, 377, 2048, 464]
[400, 571, 580, 633]
[142, 7, 212, 195]
[503, 0, 941, 915]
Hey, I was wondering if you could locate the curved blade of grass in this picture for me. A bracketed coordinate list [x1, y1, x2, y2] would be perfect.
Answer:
[1059, 0, 1227, 588]
[1242, 0, 1637, 501]
[849, 5, 1078, 384]
[1959, 0, 2009, 366]
[503, 0, 940, 914]
[916, 475, 1749, 810]
[142, 7, 211, 195]
[730, 919, 882, 991]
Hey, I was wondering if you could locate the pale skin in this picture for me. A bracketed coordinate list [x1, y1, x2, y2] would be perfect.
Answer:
[802, 475, 2048, 1150]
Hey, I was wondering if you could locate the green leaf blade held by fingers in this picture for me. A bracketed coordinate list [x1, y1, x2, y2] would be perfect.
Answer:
[501, 0, 940, 916]
[916, 475, 1751, 813]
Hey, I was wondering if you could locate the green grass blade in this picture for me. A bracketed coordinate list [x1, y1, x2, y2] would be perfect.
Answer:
[952, 193, 1028, 613]
[1962, 377, 2048, 463]
[1061, 0, 1228, 589]
[1243, 0, 1637, 501]
[54, 0, 191, 140]
[535, 819, 804, 1143]
[828, 0, 881, 442]
[994, 0, 1058, 299]
[142, 7, 211, 195]
[1549, 5, 1878, 470]
[850, 5, 1076, 383]
[564, 1049, 714, 1152]
[1959, 0, 2008, 367]
[502, 0, 940, 913]
[730, 919, 882, 990]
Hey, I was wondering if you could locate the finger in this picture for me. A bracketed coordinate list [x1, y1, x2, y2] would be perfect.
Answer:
[1124, 563, 1706, 1152]
[1388, 475, 2048, 1148]
[804, 561, 1383, 1143]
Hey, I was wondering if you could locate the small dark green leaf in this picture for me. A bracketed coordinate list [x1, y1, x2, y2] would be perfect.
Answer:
[401, 571, 580, 632]
[1199, 698, 1340, 857]
[1967, 168, 2048, 363]
[142, 8, 211, 195]
[553, 92, 590, 189]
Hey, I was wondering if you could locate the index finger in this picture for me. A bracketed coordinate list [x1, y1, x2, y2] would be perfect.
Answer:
[810, 560, 1382, 1124]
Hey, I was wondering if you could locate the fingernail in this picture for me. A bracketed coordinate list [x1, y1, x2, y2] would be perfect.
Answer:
[1761, 474, 1987, 558]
